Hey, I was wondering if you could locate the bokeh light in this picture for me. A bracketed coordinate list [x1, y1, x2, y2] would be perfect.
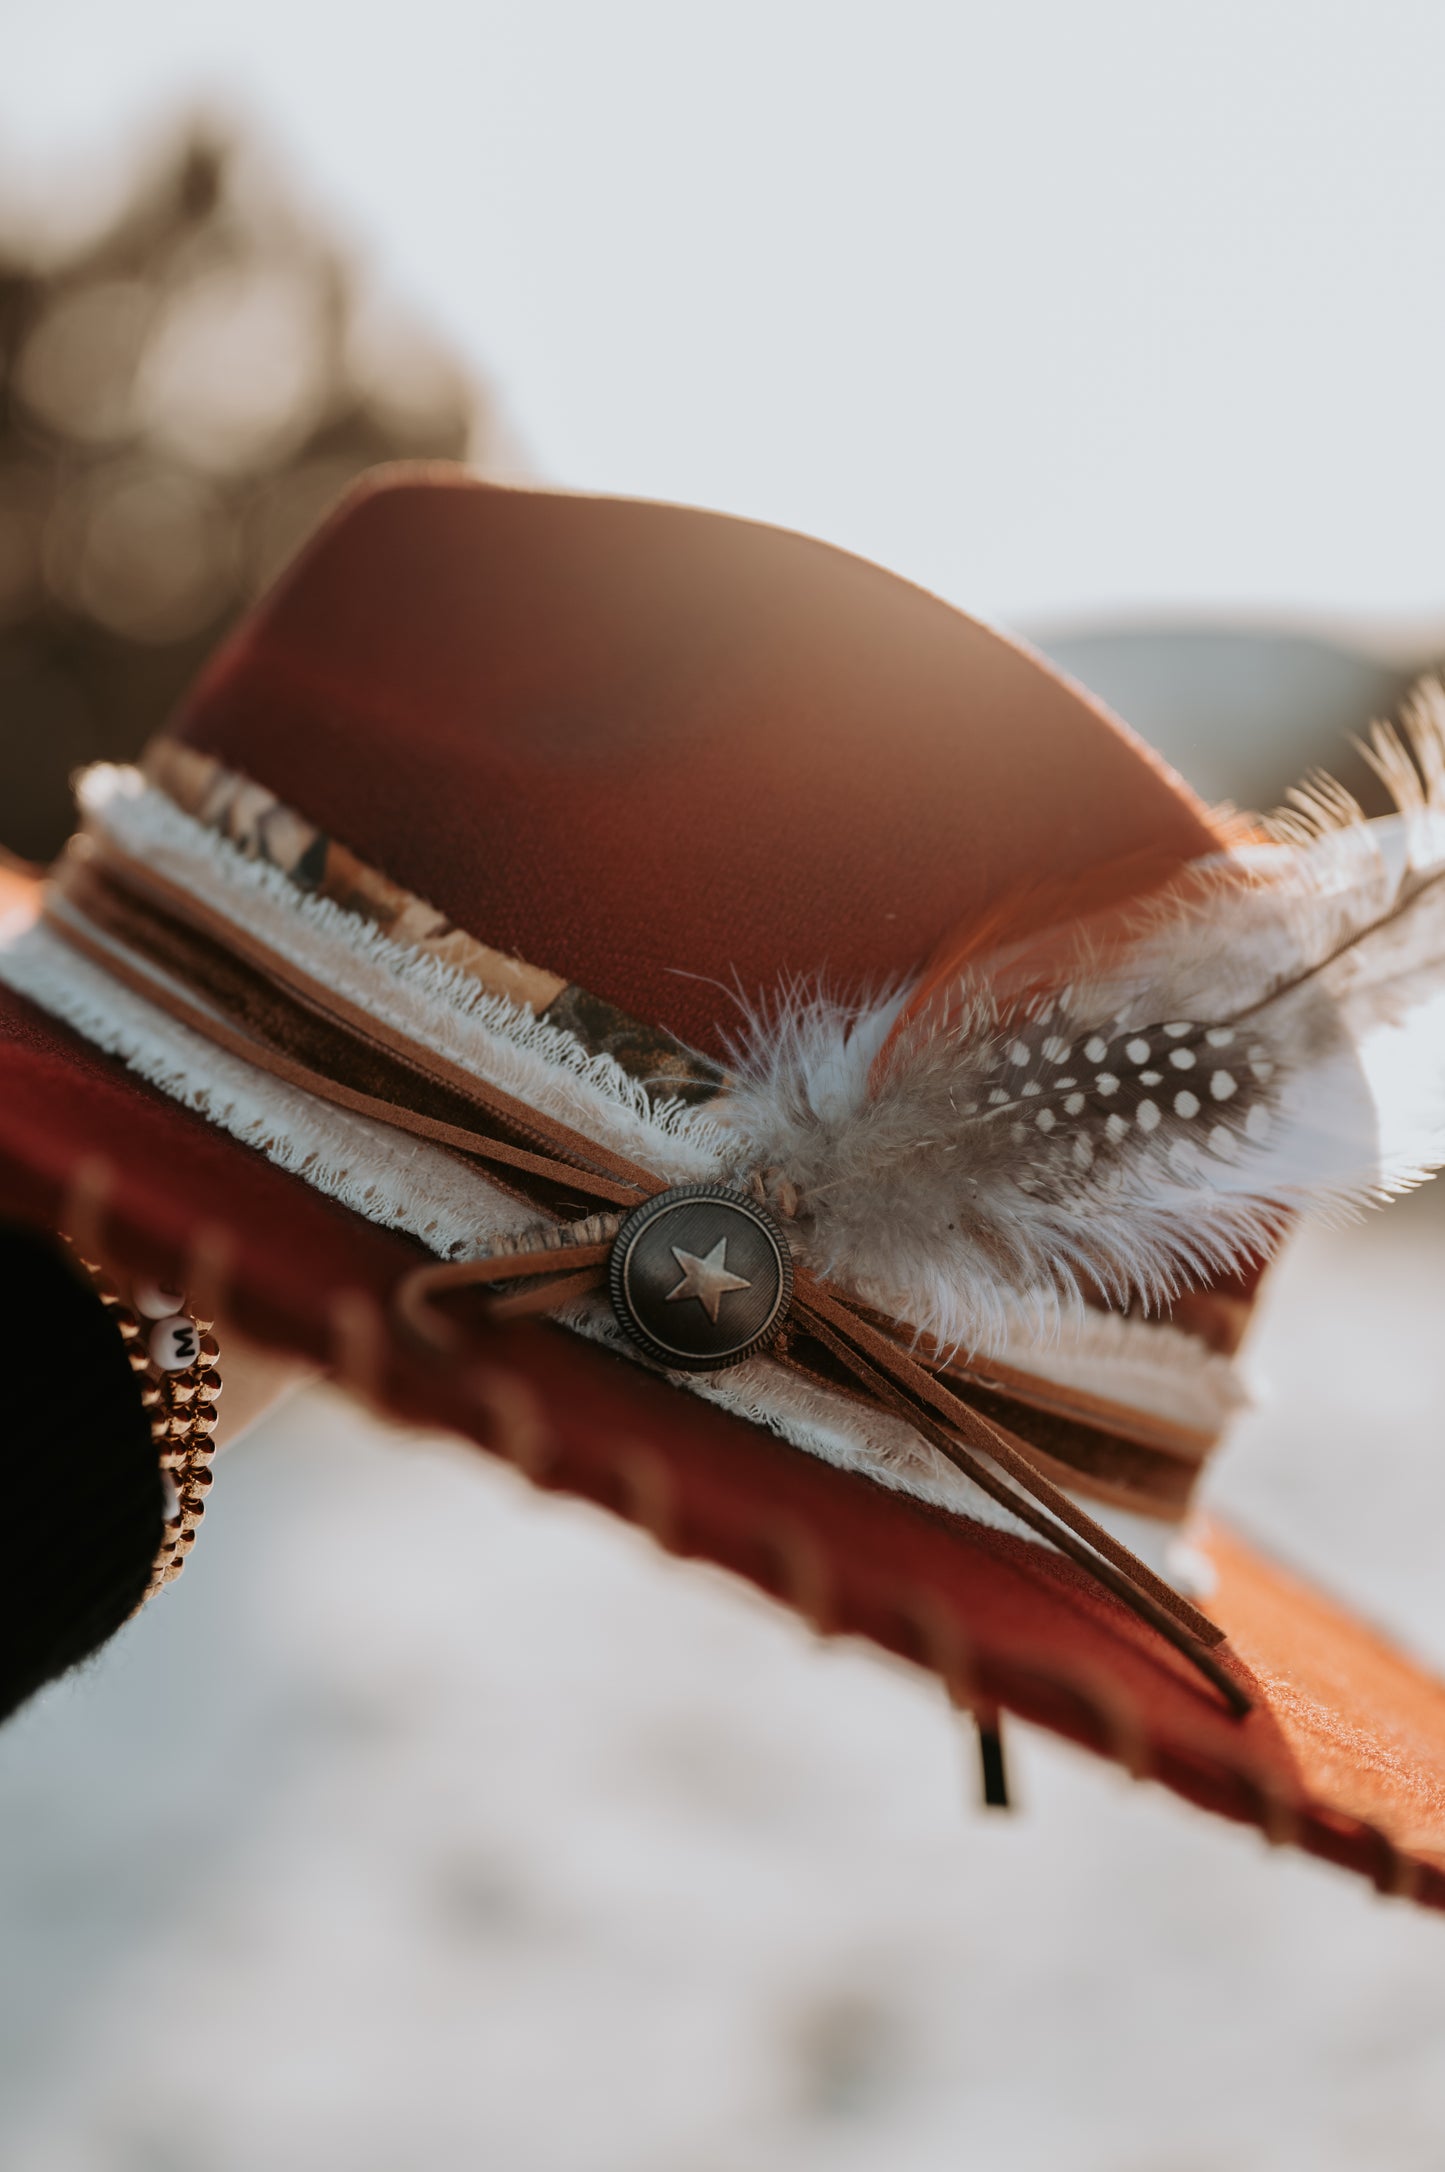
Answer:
[0, 128, 486, 864]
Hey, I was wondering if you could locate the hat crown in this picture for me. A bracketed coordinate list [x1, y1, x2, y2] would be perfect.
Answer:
[173, 469, 1219, 1061]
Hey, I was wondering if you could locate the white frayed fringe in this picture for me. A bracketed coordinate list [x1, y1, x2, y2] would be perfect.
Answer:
[0, 919, 535, 1257]
[976, 1302, 1249, 1436]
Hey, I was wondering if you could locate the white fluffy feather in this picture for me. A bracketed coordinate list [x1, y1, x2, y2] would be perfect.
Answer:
[720, 686, 1445, 1353]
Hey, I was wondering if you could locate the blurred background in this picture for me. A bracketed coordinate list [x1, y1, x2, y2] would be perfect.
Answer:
[4, 5, 1445, 2167]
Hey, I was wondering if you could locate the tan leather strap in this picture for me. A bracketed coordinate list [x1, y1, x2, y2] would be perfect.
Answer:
[792, 1270, 1223, 1646]
[793, 1298, 1245, 1712]
[396, 1243, 614, 1337]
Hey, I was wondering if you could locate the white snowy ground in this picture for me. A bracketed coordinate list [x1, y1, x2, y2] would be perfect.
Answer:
[2, 1188, 1444, 2172]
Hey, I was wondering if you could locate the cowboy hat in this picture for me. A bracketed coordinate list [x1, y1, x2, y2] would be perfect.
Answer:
[4, 465, 1445, 1903]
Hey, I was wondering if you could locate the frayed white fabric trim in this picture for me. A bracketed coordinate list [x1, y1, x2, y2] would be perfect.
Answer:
[0, 917, 535, 1257]
[983, 1302, 1249, 1437]
[0, 767, 1247, 1573]
[75, 770, 1249, 1423]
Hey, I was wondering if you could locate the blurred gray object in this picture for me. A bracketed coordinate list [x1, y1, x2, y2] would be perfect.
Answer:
[1036, 621, 1431, 815]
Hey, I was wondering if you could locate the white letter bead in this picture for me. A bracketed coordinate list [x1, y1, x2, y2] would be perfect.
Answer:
[135, 1280, 187, 1320]
[149, 1315, 201, 1372]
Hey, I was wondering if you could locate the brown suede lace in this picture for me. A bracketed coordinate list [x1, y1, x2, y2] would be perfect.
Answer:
[44, 837, 1249, 1716]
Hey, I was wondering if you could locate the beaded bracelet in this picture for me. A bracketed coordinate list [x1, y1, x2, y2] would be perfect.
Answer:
[72, 1255, 221, 1604]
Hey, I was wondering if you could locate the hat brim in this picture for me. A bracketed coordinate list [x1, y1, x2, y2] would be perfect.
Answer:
[4, 963, 1445, 1910]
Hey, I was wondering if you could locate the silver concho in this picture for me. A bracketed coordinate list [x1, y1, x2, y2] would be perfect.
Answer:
[607, 1184, 793, 1373]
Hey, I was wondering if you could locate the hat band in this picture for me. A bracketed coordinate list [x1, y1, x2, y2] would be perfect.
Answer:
[0, 753, 1252, 1546]
[45, 807, 1225, 1485]
[36, 827, 1246, 1715]
[145, 741, 1245, 1439]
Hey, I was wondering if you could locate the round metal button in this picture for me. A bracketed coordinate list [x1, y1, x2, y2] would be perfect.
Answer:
[608, 1184, 793, 1373]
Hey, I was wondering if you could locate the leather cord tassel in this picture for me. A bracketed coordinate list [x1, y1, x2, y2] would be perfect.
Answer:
[974, 1708, 1011, 1811]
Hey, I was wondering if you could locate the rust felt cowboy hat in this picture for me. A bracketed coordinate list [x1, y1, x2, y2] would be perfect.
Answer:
[4, 464, 1445, 1903]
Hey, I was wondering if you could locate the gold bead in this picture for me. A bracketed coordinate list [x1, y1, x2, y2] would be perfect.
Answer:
[196, 1369, 222, 1404]
[192, 1406, 220, 1435]
[138, 1382, 162, 1409]
[169, 1378, 197, 1407]
[198, 1331, 220, 1363]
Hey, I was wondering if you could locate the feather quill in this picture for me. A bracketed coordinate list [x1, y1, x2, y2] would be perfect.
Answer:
[721, 683, 1445, 1354]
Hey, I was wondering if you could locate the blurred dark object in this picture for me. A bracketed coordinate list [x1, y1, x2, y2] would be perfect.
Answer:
[0, 129, 486, 863]
[1039, 623, 1425, 816]
[0, 1223, 160, 1722]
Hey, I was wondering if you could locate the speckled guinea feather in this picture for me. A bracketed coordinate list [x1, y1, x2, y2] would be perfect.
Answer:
[720, 685, 1445, 1354]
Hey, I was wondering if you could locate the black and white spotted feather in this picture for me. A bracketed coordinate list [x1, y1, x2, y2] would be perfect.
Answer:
[721, 684, 1445, 1353]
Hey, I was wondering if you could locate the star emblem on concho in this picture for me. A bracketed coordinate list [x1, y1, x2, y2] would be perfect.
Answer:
[665, 1236, 752, 1324]
[608, 1184, 793, 1372]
